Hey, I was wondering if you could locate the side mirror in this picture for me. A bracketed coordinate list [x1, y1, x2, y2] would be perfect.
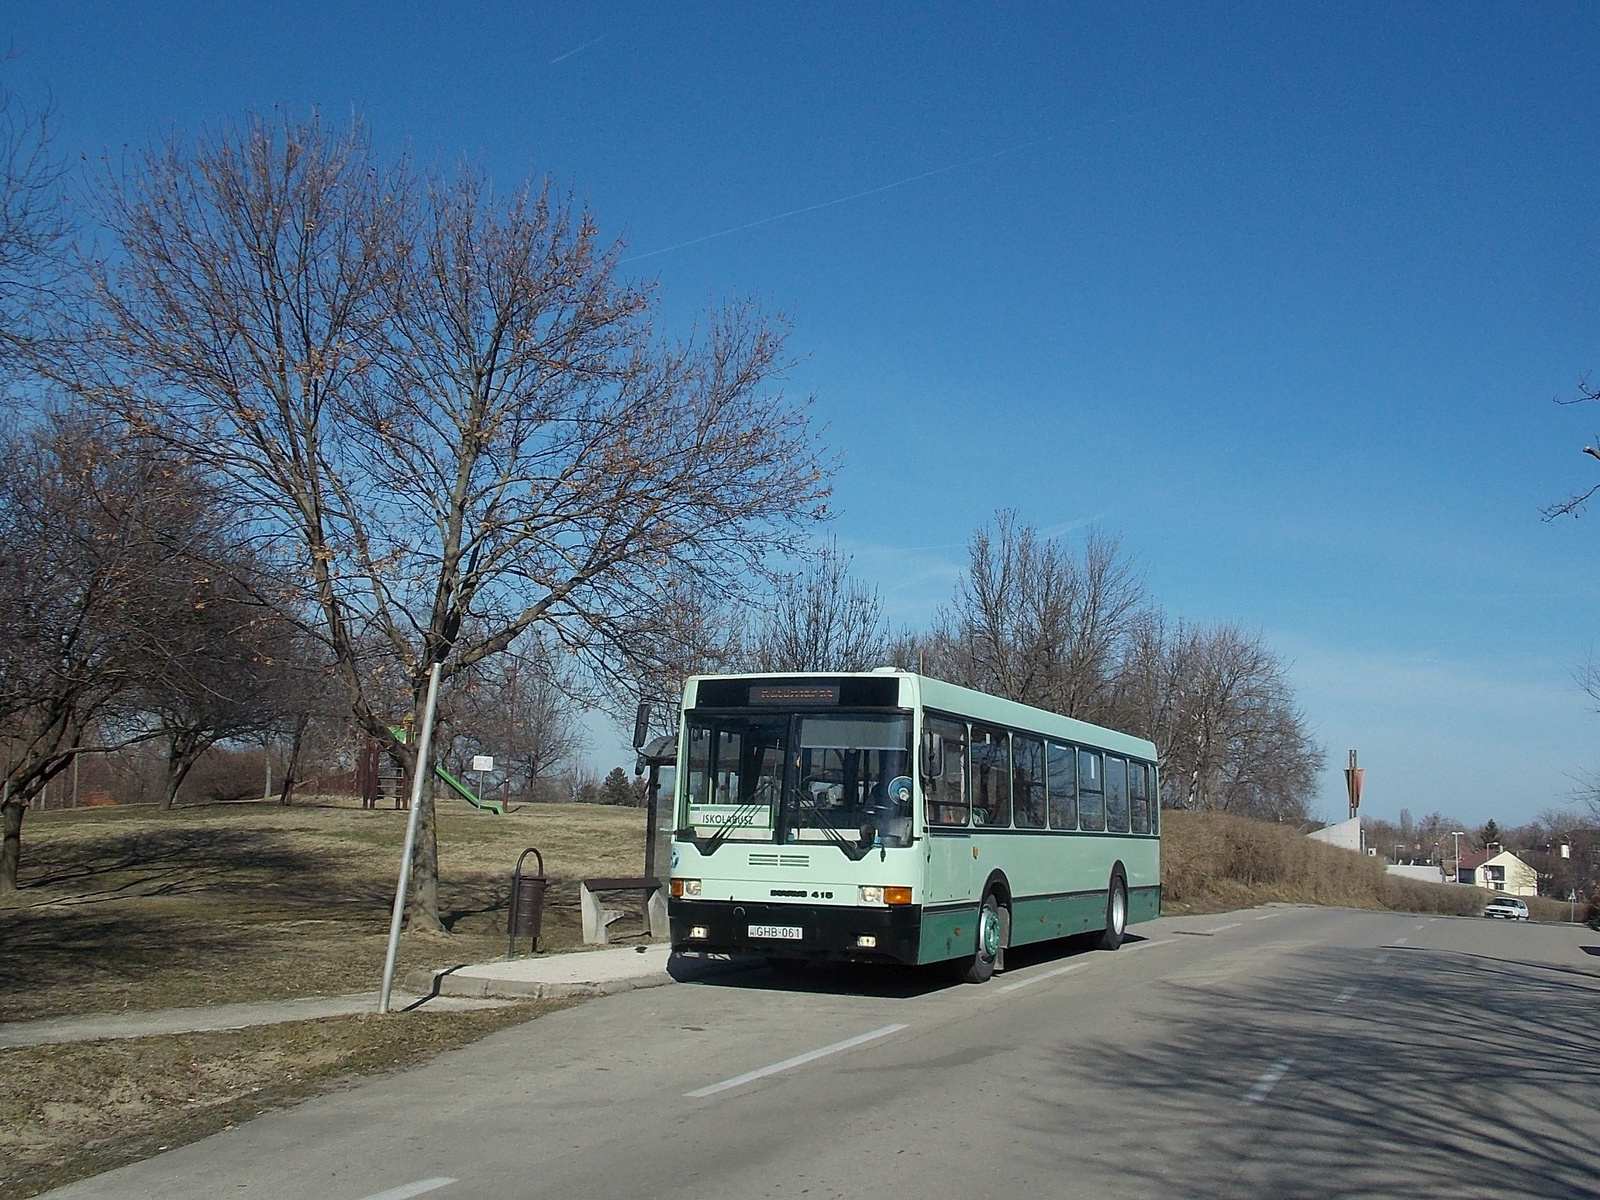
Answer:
[632, 701, 651, 750]
[919, 731, 945, 780]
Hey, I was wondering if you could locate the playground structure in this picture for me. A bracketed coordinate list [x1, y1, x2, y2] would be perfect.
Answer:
[355, 728, 505, 815]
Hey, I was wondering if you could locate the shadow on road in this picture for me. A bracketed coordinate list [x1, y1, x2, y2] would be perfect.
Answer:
[674, 930, 1131, 999]
[1028, 931, 1600, 1199]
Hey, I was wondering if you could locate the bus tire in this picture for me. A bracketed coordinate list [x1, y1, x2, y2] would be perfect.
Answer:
[960, 892, 1005, 983]
[1097, 875, 1127, 951]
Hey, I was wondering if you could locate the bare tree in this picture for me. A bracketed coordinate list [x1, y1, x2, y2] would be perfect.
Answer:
[930, 512, 1146, 723]
[1542, 377, 1600, 519]
[747, 539, 888, 672]
[0, 75, 70, 378]
[83, 114, 828, 928]
[0, 417, 202, 888]
[1128, 622, 1322, 822]
[441, 640, 586, 801]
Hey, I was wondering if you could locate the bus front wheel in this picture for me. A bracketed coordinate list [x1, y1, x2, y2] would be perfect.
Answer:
[1097, 876, 1127, 951]
[959, 892, 1008, 983]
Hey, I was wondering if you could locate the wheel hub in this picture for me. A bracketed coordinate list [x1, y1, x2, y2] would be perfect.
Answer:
[980, 907, 1001, 957]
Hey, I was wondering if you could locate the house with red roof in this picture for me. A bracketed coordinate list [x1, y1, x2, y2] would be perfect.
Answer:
[1456, 846, 1537, 896]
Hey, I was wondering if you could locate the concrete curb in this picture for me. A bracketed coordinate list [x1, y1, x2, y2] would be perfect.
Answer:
[403, 952, 756, 1003]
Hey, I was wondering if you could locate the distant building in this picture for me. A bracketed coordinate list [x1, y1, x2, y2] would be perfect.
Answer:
[1456, 847, 1537, 896]
[1386, 863, 1448, 884]
[1307, 817, 1363, 853]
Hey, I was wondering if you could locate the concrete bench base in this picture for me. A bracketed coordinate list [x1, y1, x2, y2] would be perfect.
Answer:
[580, 876, 668, 944]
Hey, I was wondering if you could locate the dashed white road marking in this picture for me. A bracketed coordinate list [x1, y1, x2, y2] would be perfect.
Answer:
[1372, 953, 1389, 965]
[1204, 922, 1242, 934]
[1254, 912, 1281, 920]
[1241, 1057, 1295, 1105]
[1334, 985, 1359, 1004]
[1124, 938, 1178, 951]
[1413, 922, 1426, 930]
[686, 1024, 909, 1098]
[1393, 937, 1408, 946]
[999, 962, 1088, 993]
[358, 1179, 457, 1200]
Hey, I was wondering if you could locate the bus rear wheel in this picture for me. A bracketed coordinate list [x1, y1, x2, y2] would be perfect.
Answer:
[959, 892, 1008, 983]
[1097, 876, 1127, 951]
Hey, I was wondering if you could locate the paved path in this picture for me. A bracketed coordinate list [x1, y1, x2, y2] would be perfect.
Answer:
[4, 943, 685, 1048]
[0, 991, 511, 1049]
[41, 906, 1600, 1199]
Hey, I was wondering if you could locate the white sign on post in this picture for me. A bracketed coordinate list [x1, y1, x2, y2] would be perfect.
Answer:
[471, 755, 495, 773]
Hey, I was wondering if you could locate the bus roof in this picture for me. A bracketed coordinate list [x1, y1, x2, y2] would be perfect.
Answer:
[681, 669, 1159, 762]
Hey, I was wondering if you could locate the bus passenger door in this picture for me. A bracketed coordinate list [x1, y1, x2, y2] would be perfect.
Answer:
[920, 717, 972, 908]
[925, 829, 971, 905]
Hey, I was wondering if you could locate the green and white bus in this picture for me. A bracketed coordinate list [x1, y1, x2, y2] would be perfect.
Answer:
[667, 670, 1160, 982]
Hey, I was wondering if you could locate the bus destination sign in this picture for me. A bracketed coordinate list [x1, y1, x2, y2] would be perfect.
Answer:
[749, 684, 840, 705]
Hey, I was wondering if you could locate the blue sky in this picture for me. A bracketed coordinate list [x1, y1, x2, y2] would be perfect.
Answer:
[10, 3, 1599, 826]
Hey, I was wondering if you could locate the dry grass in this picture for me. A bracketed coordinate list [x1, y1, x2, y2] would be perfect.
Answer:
[1, 796, 648, 1021]
[0, 1002, 564, 1199]
[1162, 810, 1577, 921]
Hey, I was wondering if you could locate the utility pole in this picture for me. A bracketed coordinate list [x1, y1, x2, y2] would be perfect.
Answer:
[1450, 830, 1465, 883]
[504, 656, 517, 809]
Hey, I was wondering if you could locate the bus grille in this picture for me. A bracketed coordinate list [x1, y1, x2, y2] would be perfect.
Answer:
[748, 852, 811, 868]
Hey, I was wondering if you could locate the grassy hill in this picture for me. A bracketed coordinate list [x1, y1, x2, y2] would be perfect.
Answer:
[1162, 809, 1573, 922]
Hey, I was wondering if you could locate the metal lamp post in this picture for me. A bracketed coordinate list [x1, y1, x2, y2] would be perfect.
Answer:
[378, 662, 445, 1014]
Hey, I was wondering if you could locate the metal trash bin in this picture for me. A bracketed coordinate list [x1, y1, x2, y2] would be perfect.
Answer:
[507, 847, 546, 958]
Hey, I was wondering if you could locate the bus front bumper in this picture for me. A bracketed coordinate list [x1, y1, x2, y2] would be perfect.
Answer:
[670, 898, 922, 965]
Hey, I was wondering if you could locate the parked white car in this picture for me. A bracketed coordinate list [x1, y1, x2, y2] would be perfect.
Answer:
[1482, 896, 1529, 921]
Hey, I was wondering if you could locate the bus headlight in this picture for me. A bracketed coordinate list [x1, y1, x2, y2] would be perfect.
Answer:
[859, 886, 884, 904]
[671, 878, 701, 898]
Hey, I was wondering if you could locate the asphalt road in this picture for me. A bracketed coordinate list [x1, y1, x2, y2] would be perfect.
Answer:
[45, 905, 1600, 1200]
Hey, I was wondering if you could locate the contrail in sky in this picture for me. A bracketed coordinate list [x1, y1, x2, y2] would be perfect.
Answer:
[550, 35, 605, 65]
[623, 101, 1192, 264]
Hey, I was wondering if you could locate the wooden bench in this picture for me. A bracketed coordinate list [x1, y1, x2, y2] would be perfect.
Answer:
[579, 876, 669, 944]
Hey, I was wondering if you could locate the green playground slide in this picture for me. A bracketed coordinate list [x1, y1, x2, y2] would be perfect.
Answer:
[388, 727, 505, 815]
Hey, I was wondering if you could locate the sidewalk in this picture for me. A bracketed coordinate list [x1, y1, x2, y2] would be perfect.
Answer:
[406, 942, 748, 1000]
[1, 945, 744, 1049]
[0, 989, 508, 1050]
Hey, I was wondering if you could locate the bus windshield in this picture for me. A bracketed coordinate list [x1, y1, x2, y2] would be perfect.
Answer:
[682, 713, 913, 848]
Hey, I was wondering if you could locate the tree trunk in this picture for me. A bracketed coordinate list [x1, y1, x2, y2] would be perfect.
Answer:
[161, 732, 207, 812]
[278, 713, 307, 805]
[406, 773, 444, 932]
[1, 796, 24, 892]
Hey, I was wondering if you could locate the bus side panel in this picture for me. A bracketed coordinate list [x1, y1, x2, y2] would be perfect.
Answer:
[1122, 839, 1161, 926]
[1128, 884, 1162, 925]
[916, 903, 978, 964]
[1009, 892, 1108, 946]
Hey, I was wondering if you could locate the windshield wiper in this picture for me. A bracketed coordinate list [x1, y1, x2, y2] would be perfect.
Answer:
[795, 797, 873, 862]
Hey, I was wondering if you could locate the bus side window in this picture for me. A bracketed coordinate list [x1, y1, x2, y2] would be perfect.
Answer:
[1013, 735, 1046, 828]
[1130, 762, 1151, 834]
[1047, 741, 1076, 830]
[970, 725, 1012, 827]
[1078, 749, 1105, 831]
[1150, 767, 1161, 836]
[1105, 756, 1129, 833]
[923, 716, 968, 826]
